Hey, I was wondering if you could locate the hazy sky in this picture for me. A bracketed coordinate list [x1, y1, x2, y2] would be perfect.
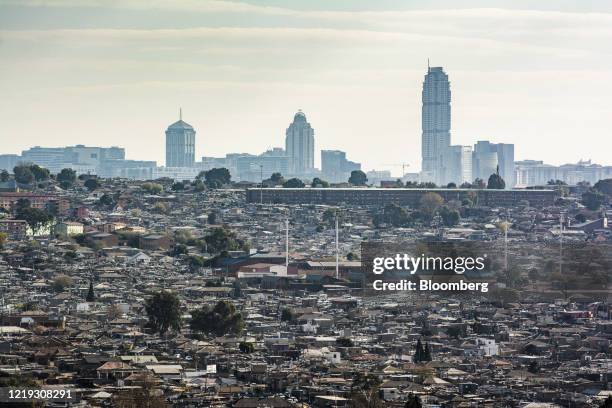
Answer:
[1, 0, 611, 174]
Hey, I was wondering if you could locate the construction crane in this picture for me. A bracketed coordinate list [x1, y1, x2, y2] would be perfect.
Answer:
[378, 163, 410, 177]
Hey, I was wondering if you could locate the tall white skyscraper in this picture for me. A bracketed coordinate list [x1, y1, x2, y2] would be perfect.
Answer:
[421, 66, 451, 185]
[285, 110, 314, 175]
[165, 110, 196, 168]
[442, 145, 473, 186]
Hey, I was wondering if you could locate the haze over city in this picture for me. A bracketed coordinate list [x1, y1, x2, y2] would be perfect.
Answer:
[1, 0, 612, 172]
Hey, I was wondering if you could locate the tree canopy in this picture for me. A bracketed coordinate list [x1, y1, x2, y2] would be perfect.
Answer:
[145, 291, 182, 335]
[141, 182, 163, 194]
[419, 192, 444, 219]
[487, 167, 506, 189]
[203, 227, 249, 255]
[348, 170, 368, 186]
[198, 167, 231, 188]
[594, 179, 612, 197]
[582, 189, 606, 211]
[84, 178, 100, 192]
[13, 165, 34, 184]
[15, 199, 53, 234]
[57, 168, 77, 187]
[190, 300, 244, 337]
[311, 177, 329, 188]
[283, 178, 305, 188]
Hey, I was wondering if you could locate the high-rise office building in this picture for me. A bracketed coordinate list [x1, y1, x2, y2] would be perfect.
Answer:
[321, 150, 361, 183]
[0, 154, 22, 172]
[20, 145, 137, 176]
[236, 148, 290, 182]
[285, 110, 314, 175]
[441, 145, 473, 186]
[472, 141, 515, 188]
[421, 66, 451, 185]
[21, 147, 66, 173]
[165, 111, 196, 168]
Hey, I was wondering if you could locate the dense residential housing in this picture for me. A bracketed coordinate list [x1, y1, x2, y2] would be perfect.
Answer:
[246, 187, 558, 207]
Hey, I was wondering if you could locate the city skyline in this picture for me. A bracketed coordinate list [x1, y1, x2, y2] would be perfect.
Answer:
[1, 1, 612, 172]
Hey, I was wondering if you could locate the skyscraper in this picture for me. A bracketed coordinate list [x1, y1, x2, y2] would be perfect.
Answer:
[285, 110, 314, 175]
[421, 66, 451, 185]
[321, 150, 361, 183]
[165, 110, 196, 168]
[441, 145, 472, 186]
[472, 141, 515, 188]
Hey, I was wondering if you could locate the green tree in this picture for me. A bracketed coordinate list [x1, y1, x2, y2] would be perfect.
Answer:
[15, 206, 53, 234]
[547, 179, 566, 185]
[336, 337, 354, 347]
[423, 343, 432, 361]
[13, 165, 34, 184]
[283, 178, 305, 188]
[57, 168, 77, 187]
[446, 326, 462, 339]
[199, 168, 231, 188]
[188, 255, 205, 271]
[311, 177, 329, 188]
[52, 274, 73, 292]
[414, 338, 424, 363]
[86, 280, 95, 301]
[207, 212, 217, 224]
[233, 280, 242, 298]
[171, 244, 188, 256]
[574, 213, 587, 223]
[439, 206, 460, 227]
[192, 179, 205, 192]
[145, 291, 182, 335]
[204, 227, 248, 254]
[269, 172, 284, 185]
[473, 178, 486, 189]
[487, 166, 506, 189]
[84, 178, 100, 191]
[373, 203, 409, 227]
[99, 194, 115, 207]
[404, 393, 423, 408]
[350, 373, 383, 408]
[419, 192, 444, 220]
[348, 170, 368, 186]
[15, 198, 31, 214]
[322, 208, 344, 228]
[142, 182, 163, 194]
[171, 181, 184, 191]
[0, 232, 7, 249]
[446, 182, 457, 188]
[582, 189, 606, 211]
[25, 164, 50, 182]
[153, 201, 169, 214]
[190, 300, 244, 337]
[0, 169, 9, 182]
[280, 307, 294, 322]
[239, 341, 255, 354]
[594, 179, 612, 197]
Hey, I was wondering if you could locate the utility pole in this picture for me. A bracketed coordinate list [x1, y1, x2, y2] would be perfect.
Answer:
[504, 221, 508, 272]
[559, 213, 564, 275]
[335, 210, 339, 279]
[260, 164, 263, 205]
[285, 218, 289, 271]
